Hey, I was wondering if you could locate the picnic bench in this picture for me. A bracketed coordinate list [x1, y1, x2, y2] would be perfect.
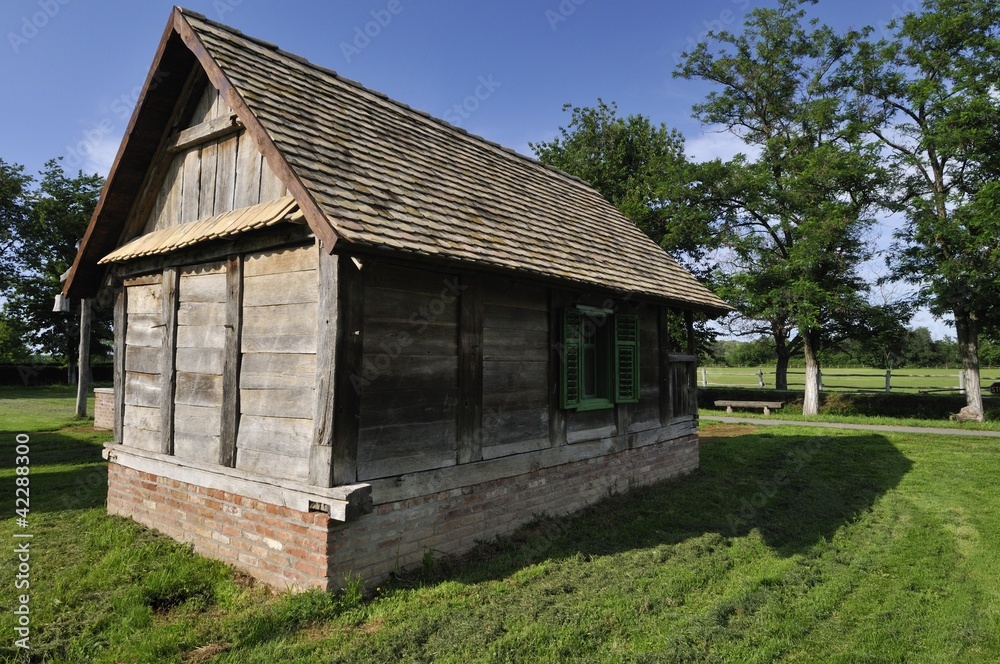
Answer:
[714, 400, 785, 415]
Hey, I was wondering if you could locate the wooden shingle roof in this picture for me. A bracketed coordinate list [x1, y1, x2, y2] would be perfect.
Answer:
[67, 8, 728, 314]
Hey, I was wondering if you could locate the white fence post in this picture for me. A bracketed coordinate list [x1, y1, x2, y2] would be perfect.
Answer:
[885, 369, 891, 393]
[757, 369, 765, 388]
[817, 369, 823, 391]
[701, 367, 708, 387]
[959, 370, 966, 394]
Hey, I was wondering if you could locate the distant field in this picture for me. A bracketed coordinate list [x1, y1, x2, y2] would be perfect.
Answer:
[701, 366, 1000, 394]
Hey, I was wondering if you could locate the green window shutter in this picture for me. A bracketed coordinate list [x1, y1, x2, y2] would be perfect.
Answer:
[561, 308, 583, 409]
[614, 314, 640, 403]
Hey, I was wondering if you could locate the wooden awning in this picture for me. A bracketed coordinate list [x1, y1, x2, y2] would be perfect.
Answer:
[99, 196, 302, 264]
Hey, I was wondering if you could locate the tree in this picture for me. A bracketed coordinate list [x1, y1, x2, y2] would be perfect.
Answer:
[675, 0, 889, 414]
[848, 0, 1000, 421]
[0, 159, 109, 372]
[0, 159, 32, 295]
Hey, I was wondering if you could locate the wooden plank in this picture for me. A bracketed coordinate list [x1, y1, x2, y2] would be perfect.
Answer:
[364, 286, 459, 324]
[173, 431, 223, 465]
[175, 346, 224, 375]
[548, 288, 567, 447]
[124, 405, 160, 432]
[357, 355, 458, 393]
[173, 403, 221, 435]
[259, 155, 287, 202]
[357, 420, 457, 461]
[180, 148, 202, 224]
[482, 328, 549, 361]
[220, 255, 243, 468]
[482, 280, 548, 311]
[124, 372, 160, 408]
[125, 315, 162, 348]
[178, 271, 226, 302]
[358, 388, 457, 429]
[483, 387, 548, 412]
[241, 333, 316, 354]
[214, 133, 238, 215]
[310, 247, 338, 487]
[457, 274, 483, 465]
[235, 449, 308, 482]
[158, 152, 184, 231]
[240, 352, 316, 388]
[123, 425, 162, 453]
[113, 288, 126, 445]
[482, 408, 549, 449]
[361, 320, 457, 357]
[242, 271, 318, 307]
[160, 267, 178, 455]
[244, 244, 316, 277]
[167, 114, 243, 153]
[332, 255, 363, 485]
[482, 304, 548, 332]
[124, 345, 162, 375]
[365, 263, 463, 294]
[177, 301, 227, 328]
[482, 360, 547, 394]
[357, 450, 457, 482]
[174, 371, 222, 408]
[658, 306, 671, 426]
[240, 387, 314, 419]
[177, 325, 225, 349]
[189, 84, 218, 126]
[198, 139, 218, 219]
[234, 130, 263, 208]
[126, 284, 162, 315]
[237, 414, 312, 452]
[242, 303, 317, 335]
[122, 274, 162, 288]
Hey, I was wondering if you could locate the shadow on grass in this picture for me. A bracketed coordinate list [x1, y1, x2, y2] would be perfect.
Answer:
[421, 430, 913, 585]
[0, 431, 107, 514]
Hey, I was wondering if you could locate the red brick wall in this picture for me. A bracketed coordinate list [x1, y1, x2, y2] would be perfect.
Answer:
[106, 434, 699, 590]
[93, 388, 115, 430]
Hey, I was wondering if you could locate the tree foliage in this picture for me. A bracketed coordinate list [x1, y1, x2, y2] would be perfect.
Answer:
[0, 159, 108, 367]
[675, 0, 891, 414]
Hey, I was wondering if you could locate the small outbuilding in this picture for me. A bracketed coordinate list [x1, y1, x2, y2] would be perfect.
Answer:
[64, 8, 730, 590]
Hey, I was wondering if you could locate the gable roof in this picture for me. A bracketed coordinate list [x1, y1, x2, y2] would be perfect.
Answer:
[66, 7, 729, 314]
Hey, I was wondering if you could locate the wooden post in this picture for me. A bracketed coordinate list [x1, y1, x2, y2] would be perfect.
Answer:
[757, 369, 765, 388]
[310, 247, 339, 487]
[701, 367, 708, 387]
[684, 310, 697, 414]
[817, 369, 823, 392]
[885, 369, 891, 393]
[332, 254, 364, 485]
[457, 274, 484, 464]
[219, 256, 243, 468]
[75, 299, 92, 419]
[113, 288, 127, 445]
[160, 268, 179, 455]
[959, 370, 966, 394]
[548, 288, 569, 446]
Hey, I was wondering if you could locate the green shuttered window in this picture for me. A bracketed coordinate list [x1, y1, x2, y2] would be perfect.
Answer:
[561, 307, 639, 410]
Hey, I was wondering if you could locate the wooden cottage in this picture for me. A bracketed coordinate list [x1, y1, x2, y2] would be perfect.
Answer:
[64, 8, 730, 590]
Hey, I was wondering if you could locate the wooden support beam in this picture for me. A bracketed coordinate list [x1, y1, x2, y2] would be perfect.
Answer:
[457, 274, 484, 464]
[75, 299, 92, 419]
[332, 254, 364, 485]
[548, 288, 568, 447]
[159, 267, 179, 455]
[166, 114, 243, 153]
[310, 245, 339, 487]
[219, 255, 243, 468]
[658, 305, 671, 425]
[113, 288, 127, 445]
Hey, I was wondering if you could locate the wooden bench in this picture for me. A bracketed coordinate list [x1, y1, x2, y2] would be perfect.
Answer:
[714, 400, 784, 415]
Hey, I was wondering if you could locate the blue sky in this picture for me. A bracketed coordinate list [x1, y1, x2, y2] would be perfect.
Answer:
[0, 0, 947, 337]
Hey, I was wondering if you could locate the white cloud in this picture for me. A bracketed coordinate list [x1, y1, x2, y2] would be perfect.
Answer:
[685, 126, 760, 163]
[78, 135, 120, 178]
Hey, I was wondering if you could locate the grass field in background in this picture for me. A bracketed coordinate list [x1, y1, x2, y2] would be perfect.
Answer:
[701, 366, 1000, 394]
[4, 388, 1000, 661]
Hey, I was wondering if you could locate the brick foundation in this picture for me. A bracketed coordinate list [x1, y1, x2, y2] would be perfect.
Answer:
[93, 388, 114, 430]
[106, 433, 699, 590]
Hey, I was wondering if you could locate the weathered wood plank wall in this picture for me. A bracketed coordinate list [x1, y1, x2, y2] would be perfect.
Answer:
[123, 279, 163, 452]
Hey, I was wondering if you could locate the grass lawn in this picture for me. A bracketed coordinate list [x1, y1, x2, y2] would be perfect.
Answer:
[3, 388, 1000, 662]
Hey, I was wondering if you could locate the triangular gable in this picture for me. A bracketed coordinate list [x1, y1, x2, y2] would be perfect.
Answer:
[64, 8, 336, 298]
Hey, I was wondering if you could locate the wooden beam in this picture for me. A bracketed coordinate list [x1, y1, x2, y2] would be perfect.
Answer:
[658, 305, 672, 425]
[113, 288, 127, 445]
[331, 255, 364, 485]
[548, 288, 568, 447]
[310, 245, 338, 487]
[166, 114, 243, 153]
[457, 274, 483, 464]
[75, 299, 92, 418]
[160, 267, 179, 455]
[219, 255, 243, 467]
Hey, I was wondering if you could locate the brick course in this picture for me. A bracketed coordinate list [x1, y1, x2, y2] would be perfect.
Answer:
[106, 433, 699, 591]
[93, 388, 114, 430]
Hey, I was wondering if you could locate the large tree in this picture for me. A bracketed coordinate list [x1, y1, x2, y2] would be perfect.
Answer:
[0, 159, 109, 372]
[848, 0, 1000, 421]
[0, 159, 32, 295]
[676, 0, 889, 414]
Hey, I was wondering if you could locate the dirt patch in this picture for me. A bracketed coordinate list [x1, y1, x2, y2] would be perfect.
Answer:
[699, 422, 759, 442]
[184, 643, 231, 662]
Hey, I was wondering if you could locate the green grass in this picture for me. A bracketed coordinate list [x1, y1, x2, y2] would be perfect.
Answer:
[702, 366, 1000, 394]
[3, 389, 1000, 661]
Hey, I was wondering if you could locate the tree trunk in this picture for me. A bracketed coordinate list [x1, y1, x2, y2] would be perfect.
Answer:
[954, 310, 985, 422]
[802, 331, 821, 416]
[774, 325, 791, 390]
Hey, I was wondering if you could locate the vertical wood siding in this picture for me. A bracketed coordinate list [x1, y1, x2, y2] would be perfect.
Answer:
[123, 281, 163, 452]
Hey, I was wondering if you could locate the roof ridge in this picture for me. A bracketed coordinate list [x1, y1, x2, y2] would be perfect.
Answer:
[175, 8, 595, 191]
